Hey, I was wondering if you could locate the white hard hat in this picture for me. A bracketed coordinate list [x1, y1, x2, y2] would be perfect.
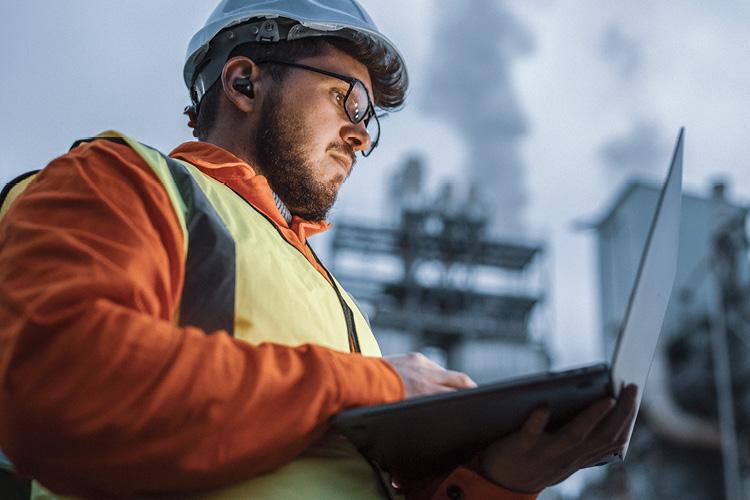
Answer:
[184, 0, 407, 111]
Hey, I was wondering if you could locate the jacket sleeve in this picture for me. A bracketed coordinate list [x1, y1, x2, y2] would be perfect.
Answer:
[0, 140, 405, 497]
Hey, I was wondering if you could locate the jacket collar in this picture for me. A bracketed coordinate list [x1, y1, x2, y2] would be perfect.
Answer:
[169, 141, 330, 242]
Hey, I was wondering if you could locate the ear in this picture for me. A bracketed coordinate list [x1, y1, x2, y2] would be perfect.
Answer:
[221, 56, 263, 114]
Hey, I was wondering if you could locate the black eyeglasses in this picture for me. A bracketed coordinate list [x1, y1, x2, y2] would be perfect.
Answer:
[256, 60, 381, 157]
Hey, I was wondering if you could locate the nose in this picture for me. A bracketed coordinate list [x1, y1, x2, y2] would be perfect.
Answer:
[341, 121, 372, 153]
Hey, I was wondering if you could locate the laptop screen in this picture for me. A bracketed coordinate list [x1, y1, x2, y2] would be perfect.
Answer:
[610, 128, 684, 401]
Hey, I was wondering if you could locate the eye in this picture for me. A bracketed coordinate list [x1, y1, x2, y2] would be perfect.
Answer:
[332, 89, 346, 107]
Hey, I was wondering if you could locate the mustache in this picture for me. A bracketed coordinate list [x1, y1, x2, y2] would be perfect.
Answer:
[326, 142, 357, 169]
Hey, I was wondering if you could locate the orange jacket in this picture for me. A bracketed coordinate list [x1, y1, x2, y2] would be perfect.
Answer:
[0, 138, 537, 499]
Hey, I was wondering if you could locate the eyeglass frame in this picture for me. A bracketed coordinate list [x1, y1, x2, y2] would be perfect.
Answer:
[255, 59, 381, 157]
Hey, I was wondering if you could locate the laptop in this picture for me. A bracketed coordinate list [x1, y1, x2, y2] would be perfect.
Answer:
[332, 128, 685, 479]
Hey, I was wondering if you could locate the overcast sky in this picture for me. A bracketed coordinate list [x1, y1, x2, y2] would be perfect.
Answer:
[2, 0, 750, 371]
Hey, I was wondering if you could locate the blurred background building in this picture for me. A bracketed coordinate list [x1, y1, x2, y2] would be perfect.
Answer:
[333, 156, 750, 499]
[578, 179, 750, 499]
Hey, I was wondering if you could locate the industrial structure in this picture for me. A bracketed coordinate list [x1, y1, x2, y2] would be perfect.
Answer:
[331, 155, 750, 498]
[330, 156, 550, 383]
[581, 180, 750, 499]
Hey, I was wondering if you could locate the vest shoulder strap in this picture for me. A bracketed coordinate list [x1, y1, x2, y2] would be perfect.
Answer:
[0, 170, 40, 219]
[77, 132, 237, 337]
[3, 133, 237, 338]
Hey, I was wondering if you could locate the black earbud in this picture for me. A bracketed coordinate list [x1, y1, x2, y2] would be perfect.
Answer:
[232, 78, 254, 98]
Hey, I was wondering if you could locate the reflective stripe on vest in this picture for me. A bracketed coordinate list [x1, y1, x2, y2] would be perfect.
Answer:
[72, 134, 238, 337]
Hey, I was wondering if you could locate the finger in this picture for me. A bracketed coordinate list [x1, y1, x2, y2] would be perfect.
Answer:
[610, 426, 631, 450]
[556, 398, 616, 445]
[576, 442, 626, 469]
[611, 402, 637, 443]
[405, 380, 456, 398]
[434, 369, 478, 389]
[572, 419, 633, 468]
[593, 385, 638, 441]
[521, 406, 551, 435]
[390, 352, 440, 369]
[551, 433, 628, 482]
[412, 352, 442, 368]
[426, 383, 457, 394]
[534, 456, 583, 488]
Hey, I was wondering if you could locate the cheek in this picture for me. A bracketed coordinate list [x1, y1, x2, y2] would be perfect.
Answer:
[304, 96, 346, 141]
[292, 95, 348, 177]
[298, 109, 337, 150]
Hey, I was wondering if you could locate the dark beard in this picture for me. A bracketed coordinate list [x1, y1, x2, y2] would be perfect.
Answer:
[255, 89, 350, 221]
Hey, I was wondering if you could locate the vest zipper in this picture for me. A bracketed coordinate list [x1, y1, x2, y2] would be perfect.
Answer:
[309, 247, 361, 354]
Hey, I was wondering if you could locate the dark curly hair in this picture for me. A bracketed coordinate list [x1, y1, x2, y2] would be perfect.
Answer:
[193, 35, 408, 140]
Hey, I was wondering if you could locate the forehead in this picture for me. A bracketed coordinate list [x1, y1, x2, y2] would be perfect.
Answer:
[294, 46, 374, 97]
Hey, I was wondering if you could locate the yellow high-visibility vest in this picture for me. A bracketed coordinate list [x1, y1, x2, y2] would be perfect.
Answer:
[2, 131, 397, 500]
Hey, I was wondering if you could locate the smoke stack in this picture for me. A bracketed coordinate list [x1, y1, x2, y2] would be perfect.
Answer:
[423, 0, 533, 235]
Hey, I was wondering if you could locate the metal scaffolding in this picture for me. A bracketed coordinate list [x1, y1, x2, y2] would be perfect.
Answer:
[330, 158, 550, 381]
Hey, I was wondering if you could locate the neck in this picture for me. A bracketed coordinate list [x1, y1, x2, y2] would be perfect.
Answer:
[204, 129, 266, 177]
[203, 130, 294, 225]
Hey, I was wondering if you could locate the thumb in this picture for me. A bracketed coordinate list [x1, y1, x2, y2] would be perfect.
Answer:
[522, 406, 551, 435]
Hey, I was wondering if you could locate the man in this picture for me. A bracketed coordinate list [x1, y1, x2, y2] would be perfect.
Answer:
[0, 1, 636, 498]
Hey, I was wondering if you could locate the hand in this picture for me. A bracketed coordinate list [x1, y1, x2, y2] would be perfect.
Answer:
[479, 384, 638, 493]
[384, 353, 477, 398]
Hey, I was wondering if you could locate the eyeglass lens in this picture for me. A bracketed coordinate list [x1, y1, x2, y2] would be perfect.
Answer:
[345, 80, 379, 154]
